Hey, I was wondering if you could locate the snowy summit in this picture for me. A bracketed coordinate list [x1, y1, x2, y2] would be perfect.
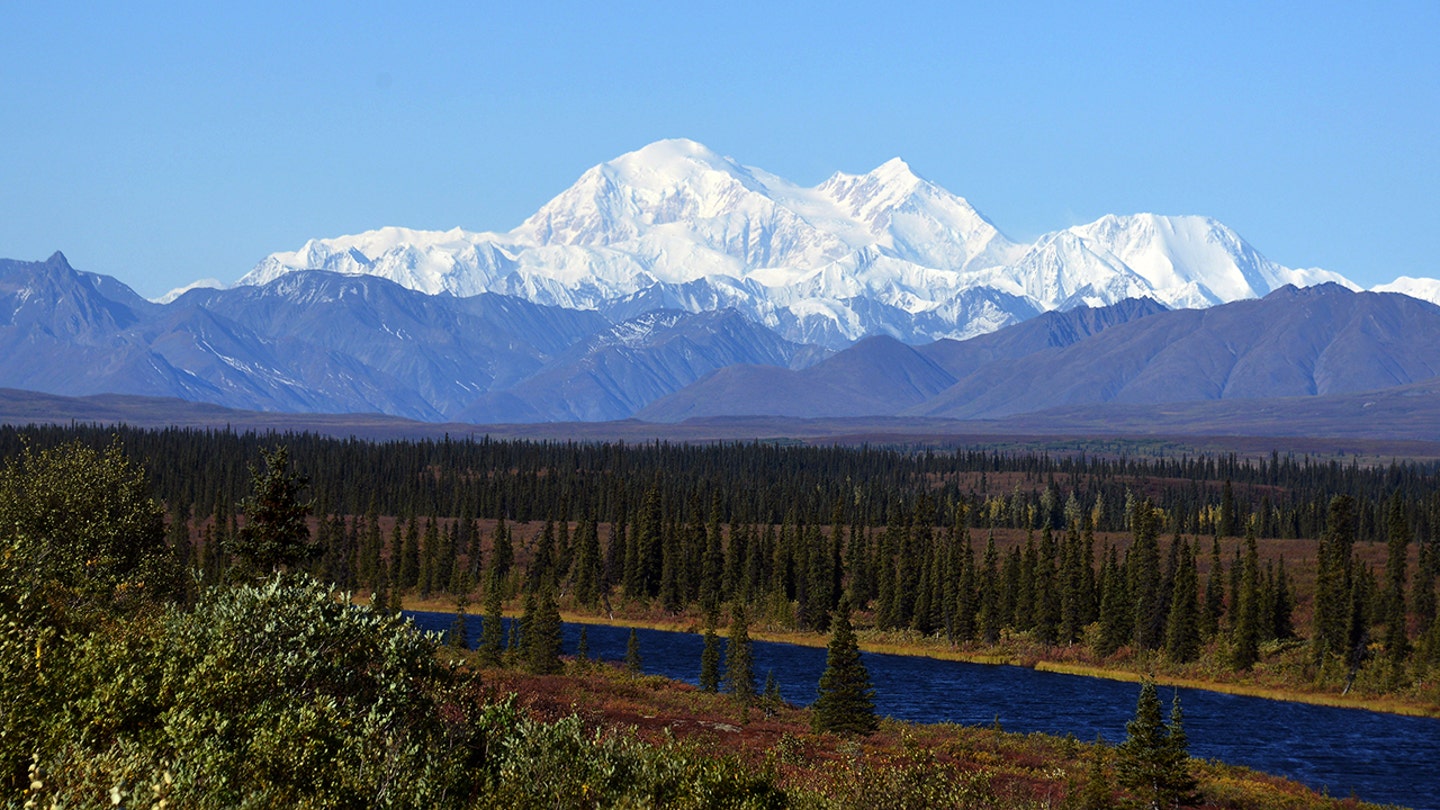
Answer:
[239, 139, 1376, 347]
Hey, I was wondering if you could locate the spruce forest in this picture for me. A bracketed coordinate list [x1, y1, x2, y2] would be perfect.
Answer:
[11, 423, 1440, 701]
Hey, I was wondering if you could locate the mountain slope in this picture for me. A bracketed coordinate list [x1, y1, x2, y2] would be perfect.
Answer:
[639, 298, 1166, 421]
[458, 308, 826, 423]
[908, 284, 1440, 419]
[0, 255, 624, 419]
[239, 139, 1363, 347]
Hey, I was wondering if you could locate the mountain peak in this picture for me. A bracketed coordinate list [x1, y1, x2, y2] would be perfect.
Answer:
[870, 156, 921, 184]
[601, 138, 752, 186]
[44, 251, 72, 270]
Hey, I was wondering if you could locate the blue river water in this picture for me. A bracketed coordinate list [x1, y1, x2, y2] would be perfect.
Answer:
[408, 611, 1439, 809]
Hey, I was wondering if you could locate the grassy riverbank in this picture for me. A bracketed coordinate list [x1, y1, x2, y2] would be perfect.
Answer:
[471, 655, 1397, 810]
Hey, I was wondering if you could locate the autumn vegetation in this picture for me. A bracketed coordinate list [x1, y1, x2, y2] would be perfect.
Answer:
[2, 424, 1435, 807]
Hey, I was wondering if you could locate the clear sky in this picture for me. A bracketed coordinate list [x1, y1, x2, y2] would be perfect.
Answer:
[3, 1, 1436, 298]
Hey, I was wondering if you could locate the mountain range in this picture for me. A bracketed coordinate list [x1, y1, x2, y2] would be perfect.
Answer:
[5, 139, 1439, 435]
[235, 139, 1370, 348]
[4, 251, 1440, 436]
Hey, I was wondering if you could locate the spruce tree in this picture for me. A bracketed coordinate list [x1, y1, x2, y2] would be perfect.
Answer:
[1096, 545, 1130, 657]
[576, 625, 590, 662]
[1164, 539, 1201, 663]
[724, 603, 756, 703]
[525, 588, 564, 675]
[573, 517, 601, 608]
[1201, 537, 1225, 639]
[699, 620, 722, 693]
[625, 627, 643, 674]
[1230, 527, 1261, 671]
[447, 594, 470, 652]
[811, 598, 878, 735]
[229, 445, 316, 575]
[479, 577, 504, 666]
[1116, 681, 1199, 809]
[1383, 493, 1411, 673]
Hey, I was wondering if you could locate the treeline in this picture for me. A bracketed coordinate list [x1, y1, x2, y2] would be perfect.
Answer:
[9, 424, 1433, 680]
[4, 424, 1439, 543]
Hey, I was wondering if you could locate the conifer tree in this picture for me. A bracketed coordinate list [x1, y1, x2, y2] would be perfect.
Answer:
[977, 533, 1002, 643]
[724, 603, 756, 703]
[1313, 495, 1357, 664]
[1383, 493, 1411, 672]
[1096, 545, 1130, 657]
[230, 446, 316, 575]
[528, 520, 555, 594]
[1231, 527, 1261, 671]
[1201, 537, 1225, 639]
[1270, 559, 1295, 642]
[699, 494, 725, 615]
[1128, 502, 1164, 650]
[491, 516, 514, 587]
[1413, 537, 1437, 644]
[479, 577, 504, 666]
[1116, 681, 1199, 809]
[762, 671, 783, 715]
[700, 621, 722, 693]
[811, 598, 878, 735]
[396, 515, 420, 592]
[573, 517, 601, 607]
[524, 588, 564, 675]
[576, 625, 590, 663]
[1165, 539, 1201, 663]
[625, 627, 643, 674]
[448, 599, 470, 652]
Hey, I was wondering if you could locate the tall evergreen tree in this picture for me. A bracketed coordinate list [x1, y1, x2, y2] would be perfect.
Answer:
[699, 616, 722, 693]
[1313, 495, 1357, 664]
[811, 598, 878, 736]
[524, 588, 564, 675]
[724, 603, 756, 703]
[1383, 493, 1411, 672]
[479, 576, 504, 666]
[1116, 681, 1199, 809]
[1230, 527, 1262, 671]
[396, 516, 420, 592]
[491, 516, 514, 588]
[1129, 501, 1165, 650]
[1165, 539, 1201, 663]
[573, 516, 601, 607]
[1201, 537, 1225, 639]
[625, 627, 643, 674]
[1096, 545, 1130, 657]
[229, 446, 316, 575]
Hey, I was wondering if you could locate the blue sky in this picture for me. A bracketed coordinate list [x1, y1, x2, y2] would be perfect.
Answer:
[3, 2, 1436, 298]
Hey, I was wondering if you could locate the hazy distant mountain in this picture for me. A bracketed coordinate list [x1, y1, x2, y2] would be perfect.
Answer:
[0, 253, 838, 422]
[457, 308, 827, 423]
[0, 254, 610, 419]
[237, 139, 1355, 347]
[906, 284, 1440, 419]
[639, 298, 1168, 420]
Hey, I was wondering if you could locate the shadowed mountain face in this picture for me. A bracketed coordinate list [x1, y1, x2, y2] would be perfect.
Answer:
[638, 298, 1170, 420]
[906, 284, 1440, 419]
[641, 285, 1440, 422]
[456, 308, 825, 423]
[0, 254, 831, 421]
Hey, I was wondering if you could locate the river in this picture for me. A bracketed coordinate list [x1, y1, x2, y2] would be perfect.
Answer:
[408, 611, 1439, 809]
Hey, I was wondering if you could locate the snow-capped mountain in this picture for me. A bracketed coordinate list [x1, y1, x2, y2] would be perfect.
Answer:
[240, 139, 1371, 346]
[1375, 276, 1440, 307]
